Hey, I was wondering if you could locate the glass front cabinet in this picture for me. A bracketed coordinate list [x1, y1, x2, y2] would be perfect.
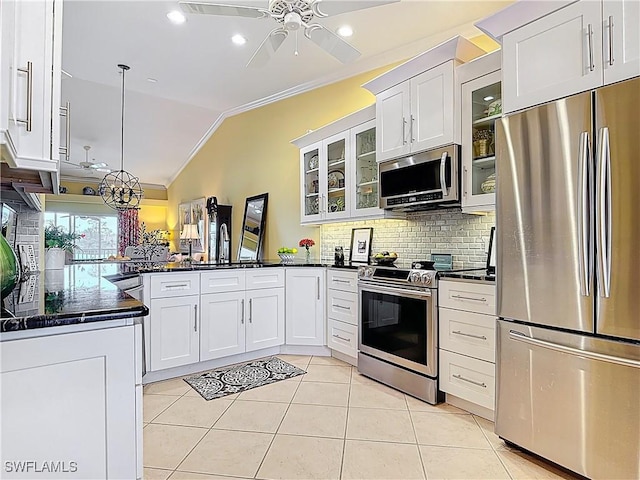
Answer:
[296, 106, 401, 225]
[460, 53, 501, 212]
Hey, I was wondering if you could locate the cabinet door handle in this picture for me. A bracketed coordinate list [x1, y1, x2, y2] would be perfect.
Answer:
[587, 24, 595, 72]
[194, 305, 198, 332]
[451, 294, 487, 302]
[317, 277, 320, 300]
[463, 166, 468, 198]
[334, 304, 351, 311]
[608, 16, 614, 66]
[16, 61, 33, 132]
[59, 102, 71, 160]
[332, 334, 351, 342]
[453, 374, 486, 388]
[452, 330, 487, 340]
[241, 299, 245, 324]
[402, 117, 407, 145]
[410, 114, 415, 142]
[249, 298, 252, 323]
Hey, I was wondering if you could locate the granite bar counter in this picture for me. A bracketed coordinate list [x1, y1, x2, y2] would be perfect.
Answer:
[1, 263, 149, 337]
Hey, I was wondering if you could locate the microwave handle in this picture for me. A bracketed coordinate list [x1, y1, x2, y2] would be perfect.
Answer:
[439, 152, 448, 197]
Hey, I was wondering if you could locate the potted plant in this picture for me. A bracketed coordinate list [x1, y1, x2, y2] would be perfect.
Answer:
[44, 225, 84, 269]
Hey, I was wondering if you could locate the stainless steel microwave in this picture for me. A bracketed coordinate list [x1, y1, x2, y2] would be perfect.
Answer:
[379, 144, 460, 211]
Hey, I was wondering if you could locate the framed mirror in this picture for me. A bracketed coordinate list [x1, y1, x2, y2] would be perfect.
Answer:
[238, 193, 268, 262]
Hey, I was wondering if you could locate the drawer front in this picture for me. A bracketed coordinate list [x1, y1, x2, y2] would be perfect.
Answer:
[439, 349, 495, 410]
[201, 270, 246, 294]
[327, 289, 358, 326]
[439, 280, 496, 315]
[327, 319, 357, 358]
[439, 308, 496, 363]
[246, 269, 285, 289]
[327, 269, 358, 293]
[150, 273, 200, 299]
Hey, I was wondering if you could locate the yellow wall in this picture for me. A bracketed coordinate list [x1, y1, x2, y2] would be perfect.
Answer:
[167, 65, 399, 258]
[168, 35, 497, 258]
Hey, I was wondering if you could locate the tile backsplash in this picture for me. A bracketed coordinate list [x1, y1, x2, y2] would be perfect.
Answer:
[320, 210, 495, 269]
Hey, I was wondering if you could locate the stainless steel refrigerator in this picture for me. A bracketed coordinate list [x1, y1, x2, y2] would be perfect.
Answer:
[495, 77, 640, 480]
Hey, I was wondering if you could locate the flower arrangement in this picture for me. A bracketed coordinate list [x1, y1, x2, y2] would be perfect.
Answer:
[298, 238, 315, 251]
[299, 238, 315, 263]
[44, 225, 85, 253]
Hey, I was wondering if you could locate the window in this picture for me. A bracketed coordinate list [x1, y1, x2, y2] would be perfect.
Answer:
[44, 212, 118, 260]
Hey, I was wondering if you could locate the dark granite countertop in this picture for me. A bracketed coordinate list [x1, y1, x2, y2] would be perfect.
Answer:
[438, 268, 496, 282]
[1, 263, 149, 333]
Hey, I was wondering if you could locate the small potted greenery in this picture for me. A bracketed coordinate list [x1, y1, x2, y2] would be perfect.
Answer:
[44, 225, 84, 269]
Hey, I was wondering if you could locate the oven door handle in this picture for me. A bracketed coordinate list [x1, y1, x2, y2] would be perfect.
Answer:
[359, 284, 432, 299]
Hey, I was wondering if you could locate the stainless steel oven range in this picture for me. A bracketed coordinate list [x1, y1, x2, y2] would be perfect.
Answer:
[357, 264, 443, 404]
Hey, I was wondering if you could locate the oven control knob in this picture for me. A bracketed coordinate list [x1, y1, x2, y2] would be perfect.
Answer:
[421, 272, 434, 286]
[409, 271, 421, 283]
[366, 267, 374, 278]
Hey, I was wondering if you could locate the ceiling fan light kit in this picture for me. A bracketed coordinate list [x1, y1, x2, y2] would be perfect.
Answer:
[179, 0, 398, 66]
[99, 64, 144, 211]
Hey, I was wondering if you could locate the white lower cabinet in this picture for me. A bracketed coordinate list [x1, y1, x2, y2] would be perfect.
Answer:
[246, 287, 286, 351]
[0, 325, 140, 479]
[149, 295, 200, 371]
[326, 269, 359, 360]
[439, 279, 496, 416]
[285, 268, 325, 345]
[200, 291, 246, 361]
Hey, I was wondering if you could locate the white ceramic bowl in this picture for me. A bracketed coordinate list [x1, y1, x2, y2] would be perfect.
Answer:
[278, 253, 295, 262]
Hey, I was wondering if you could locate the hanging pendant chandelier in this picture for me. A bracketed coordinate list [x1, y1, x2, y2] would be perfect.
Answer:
[99, 64, 143, 210]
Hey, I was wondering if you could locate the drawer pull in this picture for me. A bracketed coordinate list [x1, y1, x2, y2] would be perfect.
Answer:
[332, 334, 351, 342]
[453, 374, 486, 388]
[164, 283, 189, 289]
[451, 294, 487, 302]
[452, 330, 487, 341]
[334, 304, 351, 311]
[333, 279, 350, 284]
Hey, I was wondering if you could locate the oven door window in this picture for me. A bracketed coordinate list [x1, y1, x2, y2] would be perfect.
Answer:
[361, 289, 428, 367]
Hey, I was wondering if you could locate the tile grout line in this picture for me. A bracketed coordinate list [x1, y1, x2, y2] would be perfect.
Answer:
[406, 394, 429, 480]
[471, 415, 515, 480]
[338, 365, 355, 480]
[251, 356, 310, 479]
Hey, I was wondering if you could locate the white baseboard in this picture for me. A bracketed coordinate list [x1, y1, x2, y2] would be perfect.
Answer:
[143, 344, 331, 384]
[445, 393, 494, 421]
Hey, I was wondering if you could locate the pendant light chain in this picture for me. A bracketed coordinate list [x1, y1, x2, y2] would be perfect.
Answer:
[99, 64, 143, 211]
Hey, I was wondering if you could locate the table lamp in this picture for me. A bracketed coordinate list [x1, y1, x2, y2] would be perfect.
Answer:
[180, 224, 200, 260]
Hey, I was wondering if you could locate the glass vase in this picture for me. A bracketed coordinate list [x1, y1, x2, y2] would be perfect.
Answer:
[305, 248, 311, 264]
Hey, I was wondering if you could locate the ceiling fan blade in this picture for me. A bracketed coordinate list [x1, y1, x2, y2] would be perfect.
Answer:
[89, 162, 109, 169]
[179, 1, 270, 19]
[310, 0, 399, 18]
[305, 24, 360, 63]
[247, 28, 288, 68]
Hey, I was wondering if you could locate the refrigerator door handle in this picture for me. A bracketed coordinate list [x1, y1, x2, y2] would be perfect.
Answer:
[596, 127, 612, 298]
[509, 330, 640, 369]
[578, 131, 592, 296]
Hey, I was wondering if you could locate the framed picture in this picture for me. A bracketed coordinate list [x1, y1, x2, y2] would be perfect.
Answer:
[178, 198, 207, 254]
[349, 227, 373, 264]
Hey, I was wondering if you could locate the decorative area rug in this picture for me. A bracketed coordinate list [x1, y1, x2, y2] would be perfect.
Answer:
[183, 357, 306, 400]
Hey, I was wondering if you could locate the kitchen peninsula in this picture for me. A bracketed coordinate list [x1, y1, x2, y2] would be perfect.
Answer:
[1, 263, 148, 480]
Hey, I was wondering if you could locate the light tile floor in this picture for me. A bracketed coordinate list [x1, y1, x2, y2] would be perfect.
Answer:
[143, 355, 581, 480]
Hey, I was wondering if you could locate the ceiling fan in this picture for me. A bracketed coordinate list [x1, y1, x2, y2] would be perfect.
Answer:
[179, 0, 399, 67]
[65, 146, 112, 175]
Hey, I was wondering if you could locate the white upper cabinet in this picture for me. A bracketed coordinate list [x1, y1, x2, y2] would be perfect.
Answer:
[477, 0, 640, 114]
[363, 36, 485, 163]
[294, 105, 403, 224]
[0, 0, 62, 192]
[457, 52, 501, 212]
[603, 0, 640, 85]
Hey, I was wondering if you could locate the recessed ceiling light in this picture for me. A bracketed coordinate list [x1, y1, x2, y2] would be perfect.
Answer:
[337, 25, 353, 37]
[167, 10, 186, 24]
[147, 78, 158, 83]
[484, 95, 494, 102]
[232, 34, 247, 45]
